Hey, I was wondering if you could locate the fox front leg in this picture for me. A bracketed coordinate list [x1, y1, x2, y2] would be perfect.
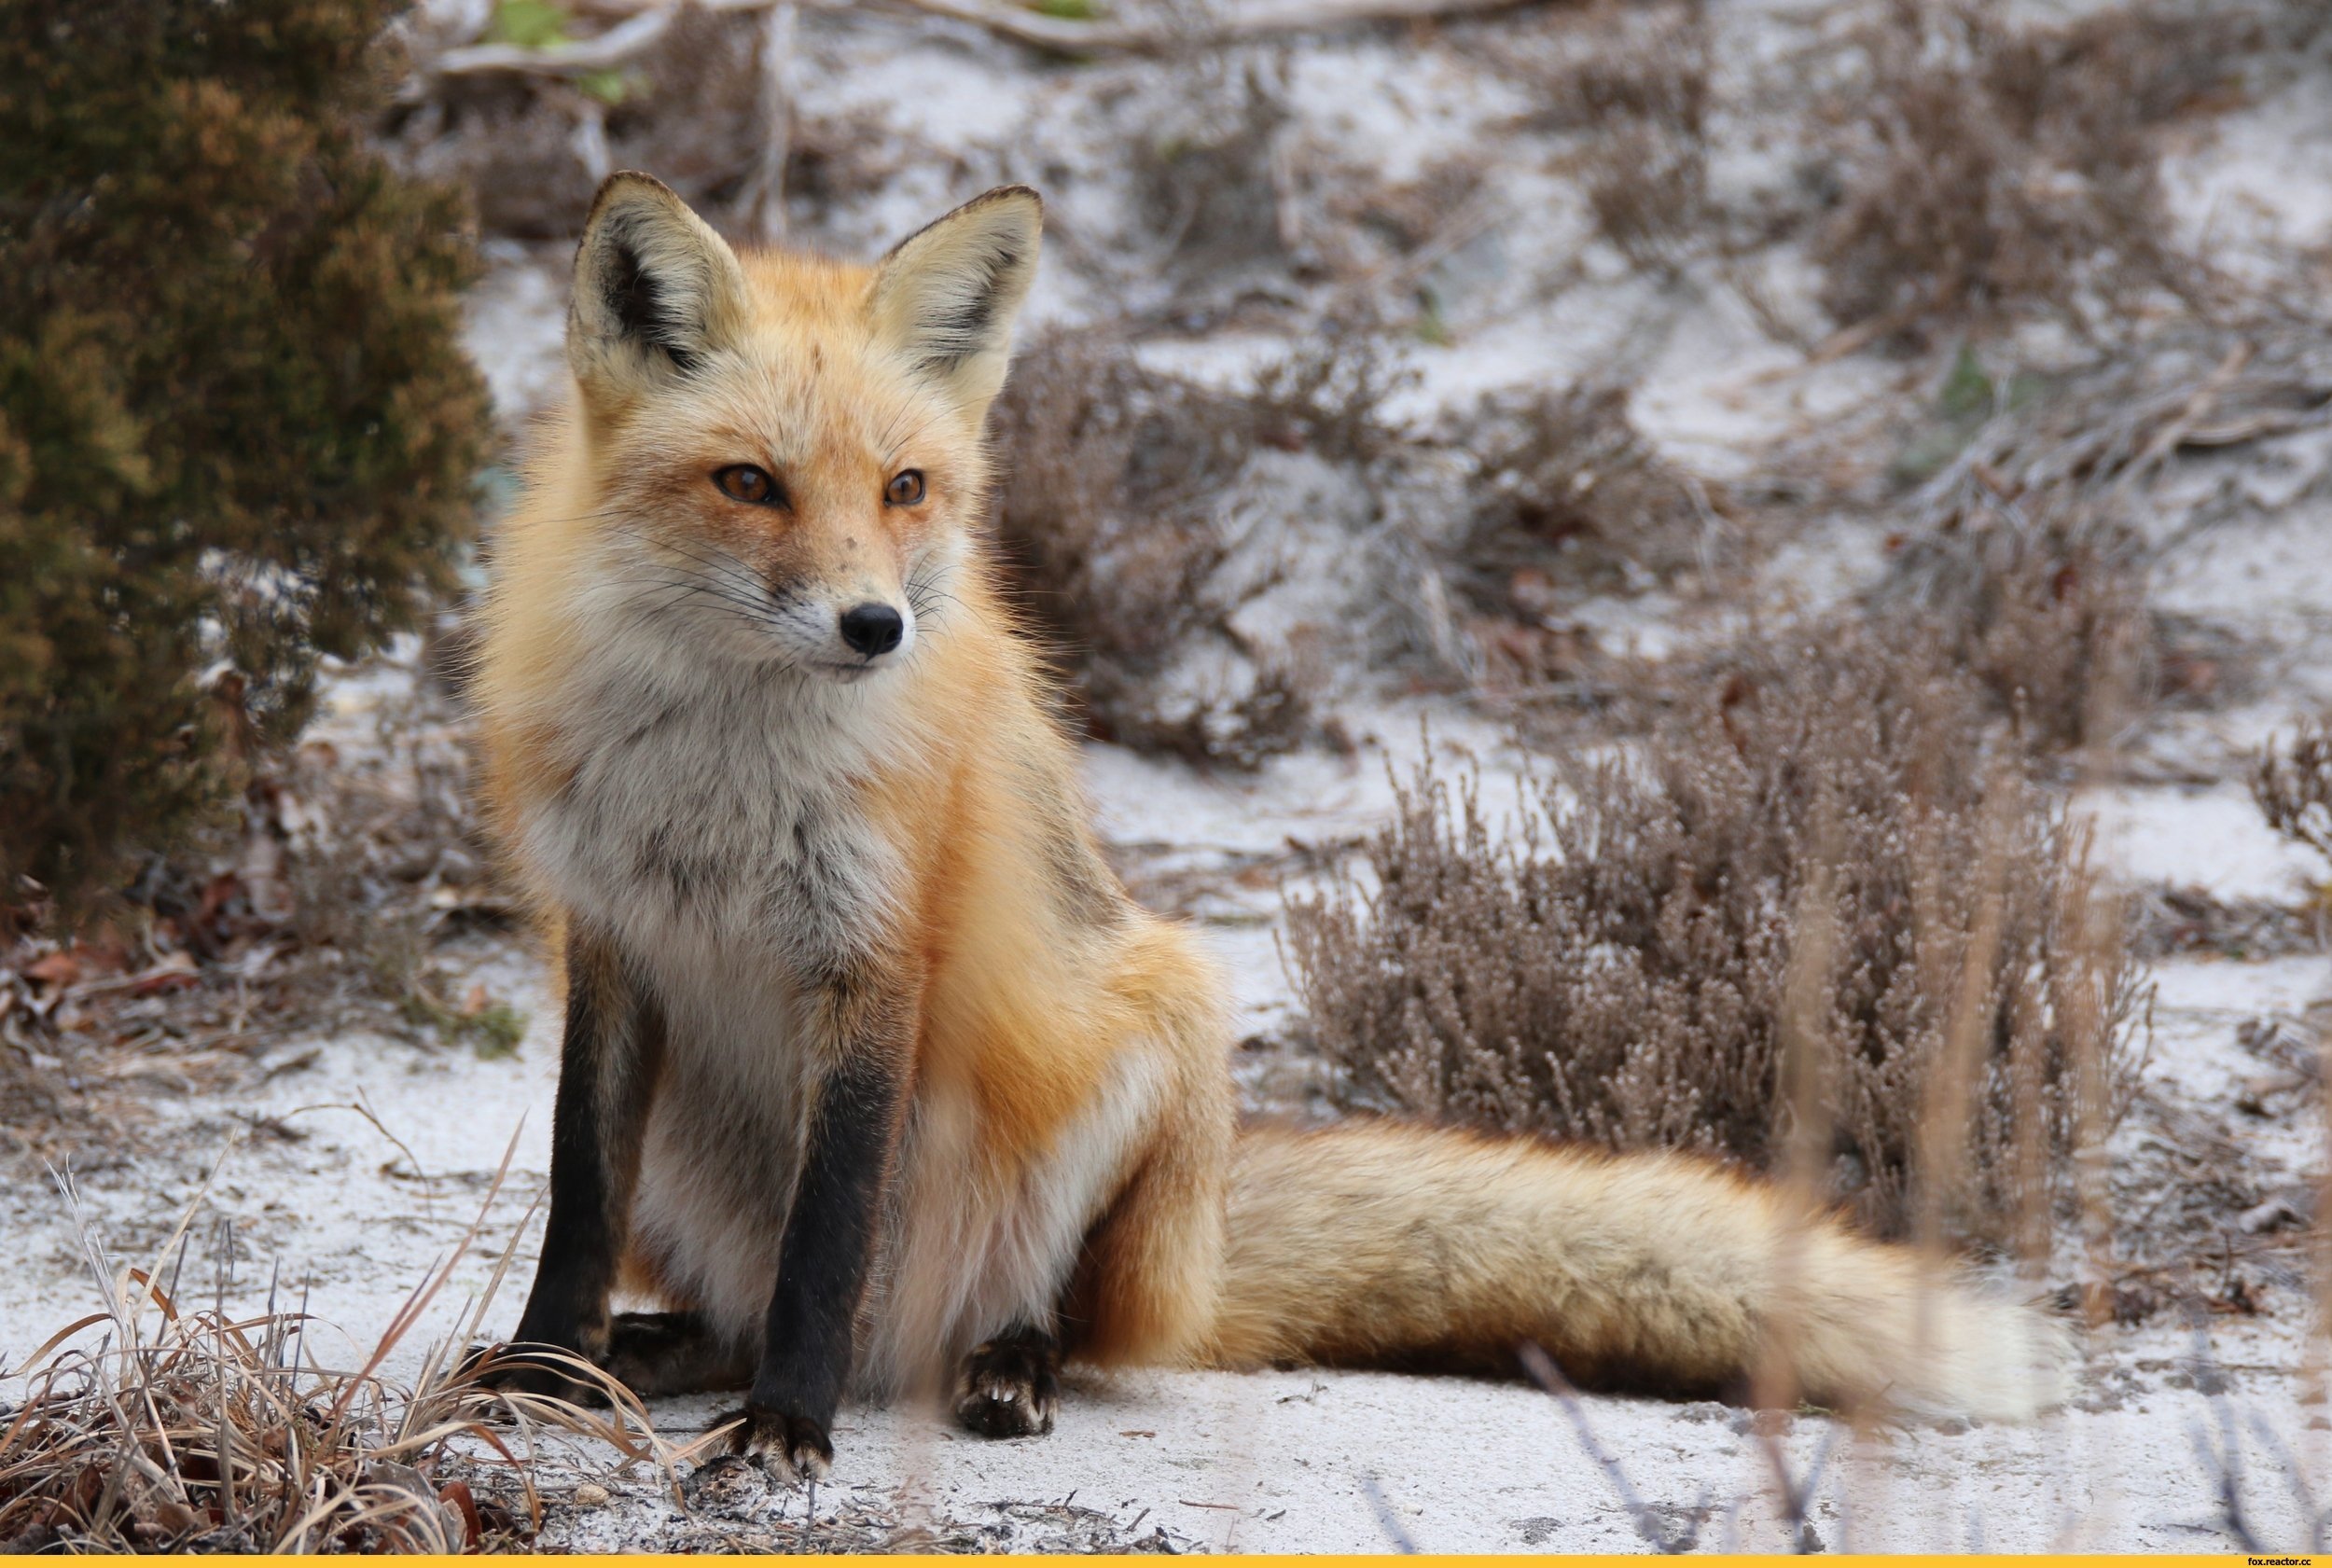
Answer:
[490, 927, 665, 1397]
[720, 955, 917, 1479]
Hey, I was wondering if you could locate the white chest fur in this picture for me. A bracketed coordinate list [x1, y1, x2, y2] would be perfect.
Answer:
[518, 632, 906, 992]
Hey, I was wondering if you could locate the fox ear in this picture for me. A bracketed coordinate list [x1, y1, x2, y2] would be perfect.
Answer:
[868, 187, 1042, 409]
[568, 172, 750, 410]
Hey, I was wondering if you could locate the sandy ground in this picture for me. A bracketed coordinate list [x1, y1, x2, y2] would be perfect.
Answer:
[3, 677, 2326, 1551]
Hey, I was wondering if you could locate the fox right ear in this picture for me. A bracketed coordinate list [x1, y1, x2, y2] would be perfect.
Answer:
[868, 186, 1043, 412]
[568, 172, 750, 412]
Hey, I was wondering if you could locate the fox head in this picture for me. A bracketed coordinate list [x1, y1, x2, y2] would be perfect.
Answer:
[556, 173, 1040, 681]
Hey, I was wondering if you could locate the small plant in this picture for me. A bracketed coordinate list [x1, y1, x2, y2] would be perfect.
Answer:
[486, 0, 572, 49]
[2254, 717, 2332, 875]
[1287, 619, 2145, 1242]
[1809, 1, 2236, 339]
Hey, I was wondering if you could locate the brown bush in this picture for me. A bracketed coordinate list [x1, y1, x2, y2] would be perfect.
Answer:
[1442, 383, 1718, 683]
[2254, 717, 2332, 874]
[1286, 618, 2145, 1242]
[1811, 1, 2238, 338]
[1869, 505, 2150, 754]
[988, 326, 1302, 766]
[1543, 1, 1714, 273]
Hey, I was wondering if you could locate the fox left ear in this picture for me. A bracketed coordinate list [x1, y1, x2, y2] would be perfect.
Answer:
[568, 172, 751, 417]
[868, 187, 1043, 410]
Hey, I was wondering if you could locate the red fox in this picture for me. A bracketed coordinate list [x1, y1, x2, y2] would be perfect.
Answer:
[474, 172, 2063, 1478]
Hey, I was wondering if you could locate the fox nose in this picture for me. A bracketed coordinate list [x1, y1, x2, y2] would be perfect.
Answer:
[838, 602, 905, 658]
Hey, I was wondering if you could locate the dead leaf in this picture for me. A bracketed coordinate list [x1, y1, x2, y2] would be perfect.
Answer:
[22, 951, 79, 989]
[439, 1480, 482, 1548]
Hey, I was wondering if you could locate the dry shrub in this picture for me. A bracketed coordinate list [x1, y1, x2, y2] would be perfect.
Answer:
[988, 328, 1242, 746]
[1538, 0, 1713, 272]
[1811, 0, 2239, 337]
[0, 1170, 653, 1554]
[1132, 61, 1295, 285]
[989, 326, 1415, 768]
[1287, 620, 2145, 1242]
[1869, 505, 2149, 754]
[2254, 717, 2332, 874]
[1445, 384, 1717, 680]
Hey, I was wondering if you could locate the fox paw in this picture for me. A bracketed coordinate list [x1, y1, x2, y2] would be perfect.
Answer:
[718, 1402, 833, 1481]
[460, 1341, 608, 1407]
[953, 1335, 1059, 1438]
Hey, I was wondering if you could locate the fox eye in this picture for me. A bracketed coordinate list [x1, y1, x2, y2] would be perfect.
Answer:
[884, 469, 925, 506]
[714, 465, 784, 506]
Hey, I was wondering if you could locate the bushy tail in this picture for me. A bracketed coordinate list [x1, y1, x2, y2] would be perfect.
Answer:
[1205, 1121, 2064, 1422]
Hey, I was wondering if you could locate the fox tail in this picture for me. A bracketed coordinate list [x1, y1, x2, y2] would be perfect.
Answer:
[1203, 1120, 2063, 1422]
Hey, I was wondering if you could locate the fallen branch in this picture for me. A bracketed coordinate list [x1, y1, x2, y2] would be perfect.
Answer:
[564, 0, 1568, 52]
[868, 0, 1562, 53]
[426, 6, 675, 79]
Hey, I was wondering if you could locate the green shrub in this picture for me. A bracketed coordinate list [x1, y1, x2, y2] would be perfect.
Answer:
[0, 0, 487, 913]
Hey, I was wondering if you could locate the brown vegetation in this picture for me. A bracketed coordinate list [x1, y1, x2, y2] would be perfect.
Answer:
[1544, 0, 1714, 274]
[1446, 383, 1717, 682]
[1868, 505, 2149, 755]
[1287, 619, 2145, 1243]
[986, 325, 1423, 768]
[1809, 1, 2238, 339]
[0, 1171, 649, 1554]
[2255, 716, 2332, 874]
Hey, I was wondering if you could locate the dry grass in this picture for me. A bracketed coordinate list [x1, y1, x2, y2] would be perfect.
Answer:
[2255, 717, 2332, 876]
[1287, 618, 2146, 1243]
[0, 1151, 661, 1554]
[1809, 0, 2240, 340]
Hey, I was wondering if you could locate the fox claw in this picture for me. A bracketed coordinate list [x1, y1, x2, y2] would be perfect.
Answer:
[954, 1337, 1059, 1438]
[718, 1403, 833, 1481]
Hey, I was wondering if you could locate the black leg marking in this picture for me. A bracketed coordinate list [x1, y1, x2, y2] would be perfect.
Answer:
[483, 928, 664, 1401]
[954, 1323, 1061, 1438]
[604, 1311, 754, 1397]
[719, 998, 912, 1481]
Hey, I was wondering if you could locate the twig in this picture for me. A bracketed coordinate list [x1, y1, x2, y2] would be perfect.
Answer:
[1519, 1341, 1698, 1553]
